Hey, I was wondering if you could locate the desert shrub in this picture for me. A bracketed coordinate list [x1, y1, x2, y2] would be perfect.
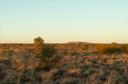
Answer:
[52, 68, 66, 80]
[120, 45, 128, 53]
[96, 44, 128, 54]
[36, 45, 62, 70]
[102, 47, 121, 55]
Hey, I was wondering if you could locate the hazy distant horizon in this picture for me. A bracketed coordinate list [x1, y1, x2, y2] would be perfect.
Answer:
[0, 0, 128, 43]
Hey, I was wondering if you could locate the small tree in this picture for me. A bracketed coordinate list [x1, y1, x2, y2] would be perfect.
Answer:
[34, 37, 44, 57]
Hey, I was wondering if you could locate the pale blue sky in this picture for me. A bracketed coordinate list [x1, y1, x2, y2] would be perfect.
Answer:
[0, 0, 128, 43]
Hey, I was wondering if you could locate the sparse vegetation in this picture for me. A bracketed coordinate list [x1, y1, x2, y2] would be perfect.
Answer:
[0, 37, 128, 84]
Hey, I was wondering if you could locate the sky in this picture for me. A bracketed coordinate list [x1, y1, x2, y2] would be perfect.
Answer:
[0, 0, 128, 43]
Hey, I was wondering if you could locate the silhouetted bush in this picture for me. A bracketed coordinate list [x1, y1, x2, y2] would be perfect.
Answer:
[37, 45, 62, 70]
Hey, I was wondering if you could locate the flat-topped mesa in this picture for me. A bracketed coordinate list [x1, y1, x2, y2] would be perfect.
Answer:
[34, 37, 44, 57]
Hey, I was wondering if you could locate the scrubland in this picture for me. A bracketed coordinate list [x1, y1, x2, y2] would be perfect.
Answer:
[0, 38, 128, 84]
